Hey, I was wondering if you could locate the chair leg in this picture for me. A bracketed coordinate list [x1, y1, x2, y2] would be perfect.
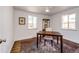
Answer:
[51, 40, 53, 46]
[57, 37, 59, 44]
[40, 35, 42, 42]
[44, 39, 46, 46]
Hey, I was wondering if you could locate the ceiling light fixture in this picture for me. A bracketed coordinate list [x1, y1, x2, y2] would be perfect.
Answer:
[45, 9, 49, 12]
[45, 7, 50, 12]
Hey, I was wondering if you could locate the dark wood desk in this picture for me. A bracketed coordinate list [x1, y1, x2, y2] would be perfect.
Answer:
[37, 31, 63, 53]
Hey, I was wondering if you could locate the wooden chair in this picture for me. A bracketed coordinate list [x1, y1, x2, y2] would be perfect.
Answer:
[43, 36, 53, 46]
[43, 28, 54, 46]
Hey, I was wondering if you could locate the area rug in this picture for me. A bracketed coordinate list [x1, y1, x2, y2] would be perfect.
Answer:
[21, 39, 76, 53]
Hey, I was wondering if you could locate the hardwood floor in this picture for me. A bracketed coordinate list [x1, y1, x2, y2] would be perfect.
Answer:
[11, 37, 79, 53]
[63, 39, 79, 49]
[11, 41, 21, 53]
[11, 37, 36, 53]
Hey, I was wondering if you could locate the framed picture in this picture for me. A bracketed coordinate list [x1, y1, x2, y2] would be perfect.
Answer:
[19, 17, 25, 25]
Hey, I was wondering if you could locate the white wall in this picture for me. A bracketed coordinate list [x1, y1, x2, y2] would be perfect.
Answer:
[51, 7, 79, 43]
[0, 6, 14, 53]
[14, 9, 50, 40]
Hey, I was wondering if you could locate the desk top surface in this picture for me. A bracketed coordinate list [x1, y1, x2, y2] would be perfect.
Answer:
[37, 31, 62, 36]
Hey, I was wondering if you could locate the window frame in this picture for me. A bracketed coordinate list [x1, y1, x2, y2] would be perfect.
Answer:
[27, 15, 37, 29]
[62, 13, 76, 30]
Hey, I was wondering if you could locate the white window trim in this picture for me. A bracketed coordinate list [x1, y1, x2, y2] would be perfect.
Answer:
[27, 15, 37, 30]
[62, 13, 76, 30]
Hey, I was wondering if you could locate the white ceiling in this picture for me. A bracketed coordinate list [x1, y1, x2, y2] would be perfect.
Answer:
[14, 6, 77, 15]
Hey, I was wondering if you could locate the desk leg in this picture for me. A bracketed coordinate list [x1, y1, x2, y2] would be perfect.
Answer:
[60, 36, 63, 53]
[37, 34, 39, 48]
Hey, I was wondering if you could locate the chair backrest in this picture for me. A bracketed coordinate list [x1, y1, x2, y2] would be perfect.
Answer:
[46, 28, 53, 31]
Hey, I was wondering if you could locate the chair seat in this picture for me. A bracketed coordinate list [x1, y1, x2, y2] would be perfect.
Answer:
[43, 36, 53, 46]
[43, 36, 53, 40]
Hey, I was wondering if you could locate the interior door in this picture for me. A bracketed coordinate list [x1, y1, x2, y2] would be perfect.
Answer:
[0, 18, 3, 52]
[0, 15, 4, 52]
[0, 7, 5, 53]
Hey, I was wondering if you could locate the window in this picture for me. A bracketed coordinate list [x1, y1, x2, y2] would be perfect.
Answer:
[28, 15, 37, 29]
[62, 14, 76, 30]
